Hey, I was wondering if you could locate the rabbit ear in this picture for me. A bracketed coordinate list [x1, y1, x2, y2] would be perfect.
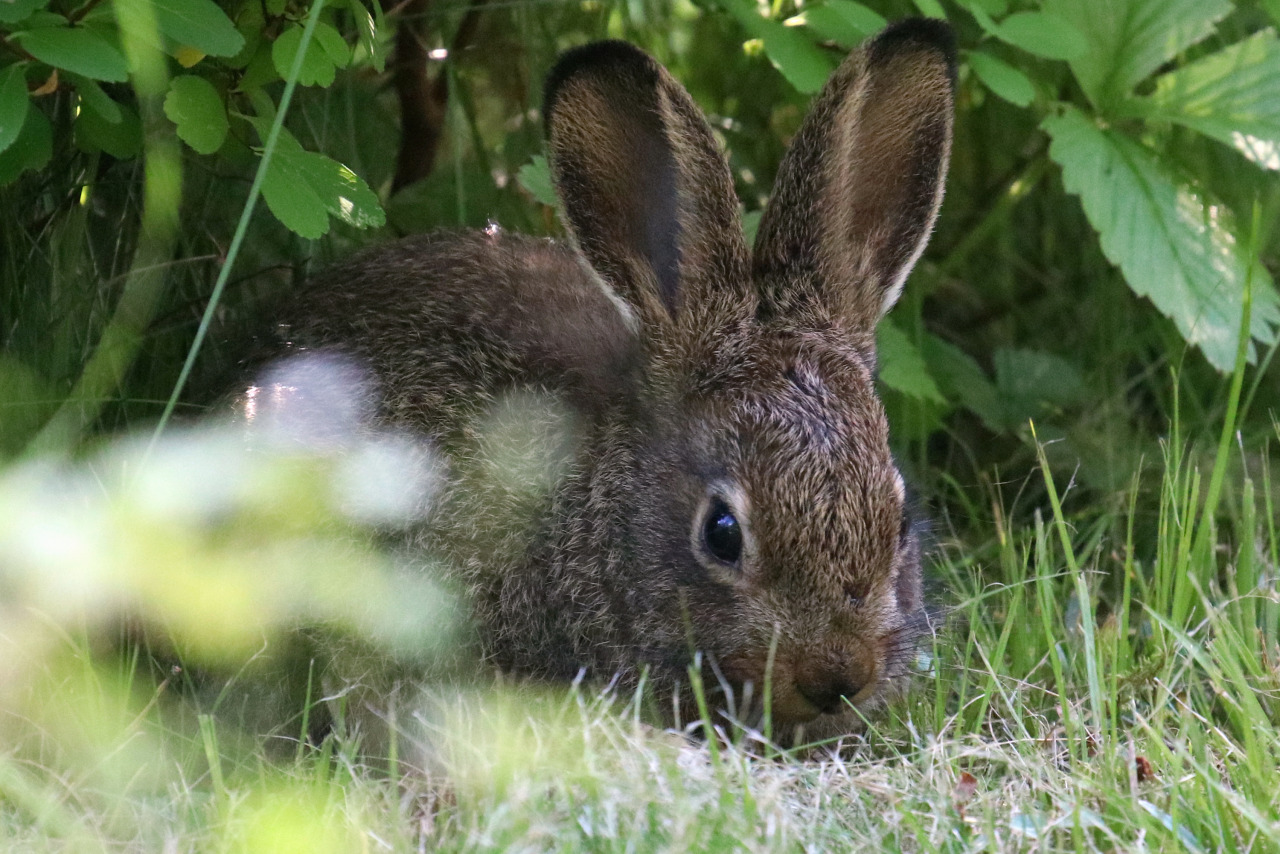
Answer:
[753, 19, 955, 331]
[544, 41, 750, 329]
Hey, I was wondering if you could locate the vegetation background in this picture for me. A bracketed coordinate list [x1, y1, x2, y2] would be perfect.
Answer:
[1, 0, 1279, 850]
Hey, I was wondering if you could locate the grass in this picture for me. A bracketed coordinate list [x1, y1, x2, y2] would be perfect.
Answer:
[0, 409, 1277, 852]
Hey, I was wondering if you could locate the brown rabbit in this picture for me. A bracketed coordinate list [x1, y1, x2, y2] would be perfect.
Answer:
[257, 18, 955, 742]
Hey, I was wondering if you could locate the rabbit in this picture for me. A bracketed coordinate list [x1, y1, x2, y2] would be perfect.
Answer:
[254, 17, 956, 744]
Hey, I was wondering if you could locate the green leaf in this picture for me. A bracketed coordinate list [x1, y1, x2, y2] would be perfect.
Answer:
[151, 0, 245, 58]
[795, 1, 885, 48]
[0, 0, 46, 24]
[994, 11, 1087, 61]
[0, 107, 51, 185]
[876, 322, 944, 403]
[722, 1, 835, 94]
[69, 74, 123, 124]
[1139, 31, 1280, 171]
[920, 334, 1003, 431]
[313, 21, 350, 68]
[272, 23, 339, 87]
[993, 348, 1084, 410]
[911, 0, 946, 18]
[967, 49, 1035, 106]
[1041, 0, 1229, 110]
[346, 0, 385, 72]
[1044, 106, 1280, 370]
[516, 155, 556, 207]
[74, 99, 142, 157]
[14, 25, 130, 82]
[0, 65, 29, 155]
[165, 75, 228, 155]
[249, 121, 385, 238]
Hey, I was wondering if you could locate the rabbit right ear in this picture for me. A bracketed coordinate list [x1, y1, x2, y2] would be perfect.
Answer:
[544, 41, 750, 331]
[753, 19, 955, 334]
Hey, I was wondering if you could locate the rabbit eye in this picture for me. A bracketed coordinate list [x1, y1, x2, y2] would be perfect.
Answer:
[701, 497, 743, 566]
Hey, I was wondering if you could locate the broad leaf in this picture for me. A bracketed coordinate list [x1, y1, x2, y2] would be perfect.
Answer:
[346, 0, 385, 72]
[722, 1, 835, 94]
[272, 22, 346, 87]
[877, 322, 944, 403]
[249, 121, 385, 238]
[0, 0, 46, 24]
[795, 1, 885, 48]
[516, 155, 556, 207]
[0, 108, 51, 185]
[165, 75, 228, 155]
[151, 0, 244, 58]
[920, 334, 1003, 431]
[14, 26, 129, 82]
[1042, 0, 1229, 110]
[75, 99, 142, 157]
[1139, 31, 1280, 171]
[0, 65, 29, 154]
[967, 49, 1035, 106]
[69, 74, 123, 124]
[994, 12, 1087, 61]
[1044, 106, 1280, 370]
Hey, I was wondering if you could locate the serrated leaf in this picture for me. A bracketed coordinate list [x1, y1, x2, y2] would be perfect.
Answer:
[1139, 31, 1280, 171]
[249, 120, 385, 238]
[516, 155, 556, 207]
[14, 26, 129, 82]
[0, 107, 51, 184]
[967, 50, 1035, 106]
[150, 0, 244, 58]
[1044, 106, 1280, 370]
[346, 0, 384, 72]
[796, 1, 885, 48]
[165, 75, 228, 155]
[272, 23, 338, 87]
[877, 322, 944, 403]
[313, 21, 350, 68]
[723, 1, 835, 94]
[0, 0, 46, 24]
[1041, 0, 1229, 110]
[994, 12, 1087, 61]
[0, 65, 29, 155]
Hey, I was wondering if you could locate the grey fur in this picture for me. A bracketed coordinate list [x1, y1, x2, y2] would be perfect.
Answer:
[252, 19, 955, 742]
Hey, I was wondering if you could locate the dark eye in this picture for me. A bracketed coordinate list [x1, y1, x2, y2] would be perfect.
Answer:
[702, 497, 743, 566]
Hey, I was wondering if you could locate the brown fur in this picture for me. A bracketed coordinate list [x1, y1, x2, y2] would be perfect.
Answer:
[254, 19, 955, 743]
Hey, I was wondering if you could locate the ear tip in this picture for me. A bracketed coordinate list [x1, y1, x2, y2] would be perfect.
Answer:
[870, 17, 957, 84]
[543, 40, 659, 130]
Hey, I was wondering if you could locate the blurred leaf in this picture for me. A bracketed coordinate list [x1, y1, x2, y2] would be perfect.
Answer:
[249, 121, 385, 239]
[0, 65, 29, 155]
[1044, 106, 1280, 370]
[993, 11, 1087, 61]
[0, 0, 45, 24]
[70, 74, 122, 124]
[967, 49, 1035, 106]
[912, 0, 946, 18]
[272, 22, 345, 87]
[794, 1, 886, 48]
[151, 0, 244, 58]
[13, 26, 129, 82]
[957, 0, 1008, 14]
[0, 107, 51, 184]
[164, 75, 228, 155]
[1042, 0, 1229, 110]
[516, 155, 556, 207]
[721, 0, 835, 94]
[877, 322, 944, 403]
[346, 0, 385, 72]
[74, 98, 142, 158]
[1138, 31, 1280, 171]
[920, 334, 1003, 431]
[993, 348, 1085, 412]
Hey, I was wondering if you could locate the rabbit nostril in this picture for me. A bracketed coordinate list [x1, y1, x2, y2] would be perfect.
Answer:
[797, 676, 863, 715]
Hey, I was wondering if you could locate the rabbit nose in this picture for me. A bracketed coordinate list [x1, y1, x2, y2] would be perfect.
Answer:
[796, 674, 864, 716]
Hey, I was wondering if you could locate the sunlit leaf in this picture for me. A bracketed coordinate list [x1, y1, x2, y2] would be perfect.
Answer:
[994, 11, 1087, 61]
[877, 322, 944, 403]
[1041, 0, 1229, 110]
[722, 0, 835, 94]
[150, 0, 244, 58]
[346, 0, 384, 72]
[14, 26, 129, 82]
[1044, 106, 1280, 370]
[165, 75, 228, 155]
[967, 49, 1035, 106]
[795, 1, 886, 48]
[1138, 31, 1280, 171]
[0, 65, 29, 154]
[272, 22, 346, 87]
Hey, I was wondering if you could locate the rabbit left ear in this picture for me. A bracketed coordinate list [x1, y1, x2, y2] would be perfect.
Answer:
[544, 42, 750, 331]
[753, 19, 956, 332]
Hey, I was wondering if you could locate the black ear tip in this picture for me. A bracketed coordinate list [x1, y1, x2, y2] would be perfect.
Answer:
[543, 40, 659, 133]
[871, 17, 957, 81]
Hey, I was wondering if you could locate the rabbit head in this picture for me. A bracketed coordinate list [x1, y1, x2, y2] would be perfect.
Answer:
[544, 20, 955, 731]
